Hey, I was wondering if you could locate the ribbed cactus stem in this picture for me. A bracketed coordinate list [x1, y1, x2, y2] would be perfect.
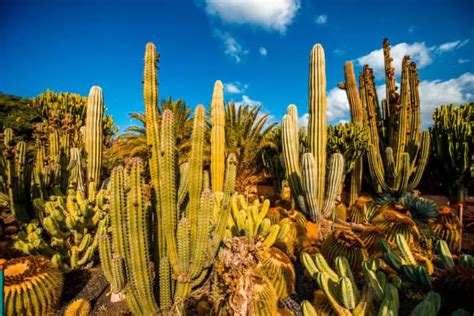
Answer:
[85, 86, 104, 196]
[127, 158, 158, 314]
[340, 62, 364, 205]
[143, 42, 166, 270]
[210, 80, 226, 192]
[308, 44, 327, 210]
[159, 109, 179, 273]
[188, 105, 205, 248]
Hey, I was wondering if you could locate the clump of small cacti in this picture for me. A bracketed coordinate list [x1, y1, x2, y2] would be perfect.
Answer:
[281, 44, 345, 222]
[227, 194, 289, 249]
[3, 256, 63, 315]
[378, 234, 433, 290]
[302, 253, 400, 314]
[431, 103, 473, 202]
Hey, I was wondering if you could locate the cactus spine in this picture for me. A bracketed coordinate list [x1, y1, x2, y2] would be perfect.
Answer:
[85, 86, 103, 196]
[360, 39, 430, 196]
[211, 80, 226, 193]
[282, 44, 344, 222]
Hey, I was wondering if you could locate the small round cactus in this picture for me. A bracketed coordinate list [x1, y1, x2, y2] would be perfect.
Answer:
[4, 256, 63, 315]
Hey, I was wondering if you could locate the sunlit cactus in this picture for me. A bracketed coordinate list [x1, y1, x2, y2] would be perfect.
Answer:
[371, 207, 420, 247]
[338, 61, 365, 205]
[430, 206, 462, 252]
[355, 39, 430, 197]
[4, 256, 63, 315]
[64, 298, 91, 316]
[320, 229, 368, 274]
[257, 247, 296, 300]
[84, 86, 104, 197]
[281, 44, 344, 222]
[211, 80, 226, 193]
[302, 253, 400, 314]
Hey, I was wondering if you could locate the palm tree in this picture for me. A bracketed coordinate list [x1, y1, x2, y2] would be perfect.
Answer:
[225, 102, 277, 193]
[118, 98, 193, 165]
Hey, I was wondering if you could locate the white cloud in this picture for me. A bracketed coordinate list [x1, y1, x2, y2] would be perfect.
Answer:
[418, 72, 474, 126]
[204, 0, 300, 33]
[224, 81, 248, 94]
[436, 39, 470, 53]
[334, 49, 345, 56]
[357, 39, 471, 79]
[213, 29, 248, 62]
[357, 42, 433, 77]
[314, 14, 327, 25]
[375, 73, 474, 127]
[259, 47, 268, 56]
[235, 95, 262, 107]
[327, 87, 351, 124]
[295, 88, 351, 127]
[459, 58, 471, 64]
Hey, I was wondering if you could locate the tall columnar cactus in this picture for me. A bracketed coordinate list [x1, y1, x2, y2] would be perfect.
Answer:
[143, 42, 166, 272]
[85, 86, 104, 197]
[431, 103, 473, 202]
[282, 44, 344, 222]
[210, 80, 226, 193]
[339, 62, 366, 205]
[358, 39, 430, 196]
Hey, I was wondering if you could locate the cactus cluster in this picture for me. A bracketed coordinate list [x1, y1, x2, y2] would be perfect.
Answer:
[341, 40, 430, 197]
[99, 42, 237, 314]
[431, 103, 473, 201]
[302, 253, 400, 315]
[379, 234, 433, 290]
[10, 86, 110, 270]
[282, 44, 344, 222]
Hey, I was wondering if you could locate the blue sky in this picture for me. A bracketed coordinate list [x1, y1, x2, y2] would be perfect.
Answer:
[1, 0, 473, 131]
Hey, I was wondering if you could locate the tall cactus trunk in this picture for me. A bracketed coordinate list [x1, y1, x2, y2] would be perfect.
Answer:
[308, 44, 327, 211]
[211, 80, 226, 193]
[85, 86, 104, 197]
[341, 62, 364, 206]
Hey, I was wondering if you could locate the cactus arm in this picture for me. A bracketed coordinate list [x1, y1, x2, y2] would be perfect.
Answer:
[406, 131, 430, 192]
[143, 43, 166, 268]
[321, 153, 345, 218]
[301, 153, 319, 221]
[210, 80, 226, 192]
[190, 190, 212, 278]
[281, 111, 303, 202]
[188, 105, 205, 248]
[159, 110, 179, 273]
[308, 44, 327, 211]
[127, 159, 159, 314]
[85, 86, 104, 196]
